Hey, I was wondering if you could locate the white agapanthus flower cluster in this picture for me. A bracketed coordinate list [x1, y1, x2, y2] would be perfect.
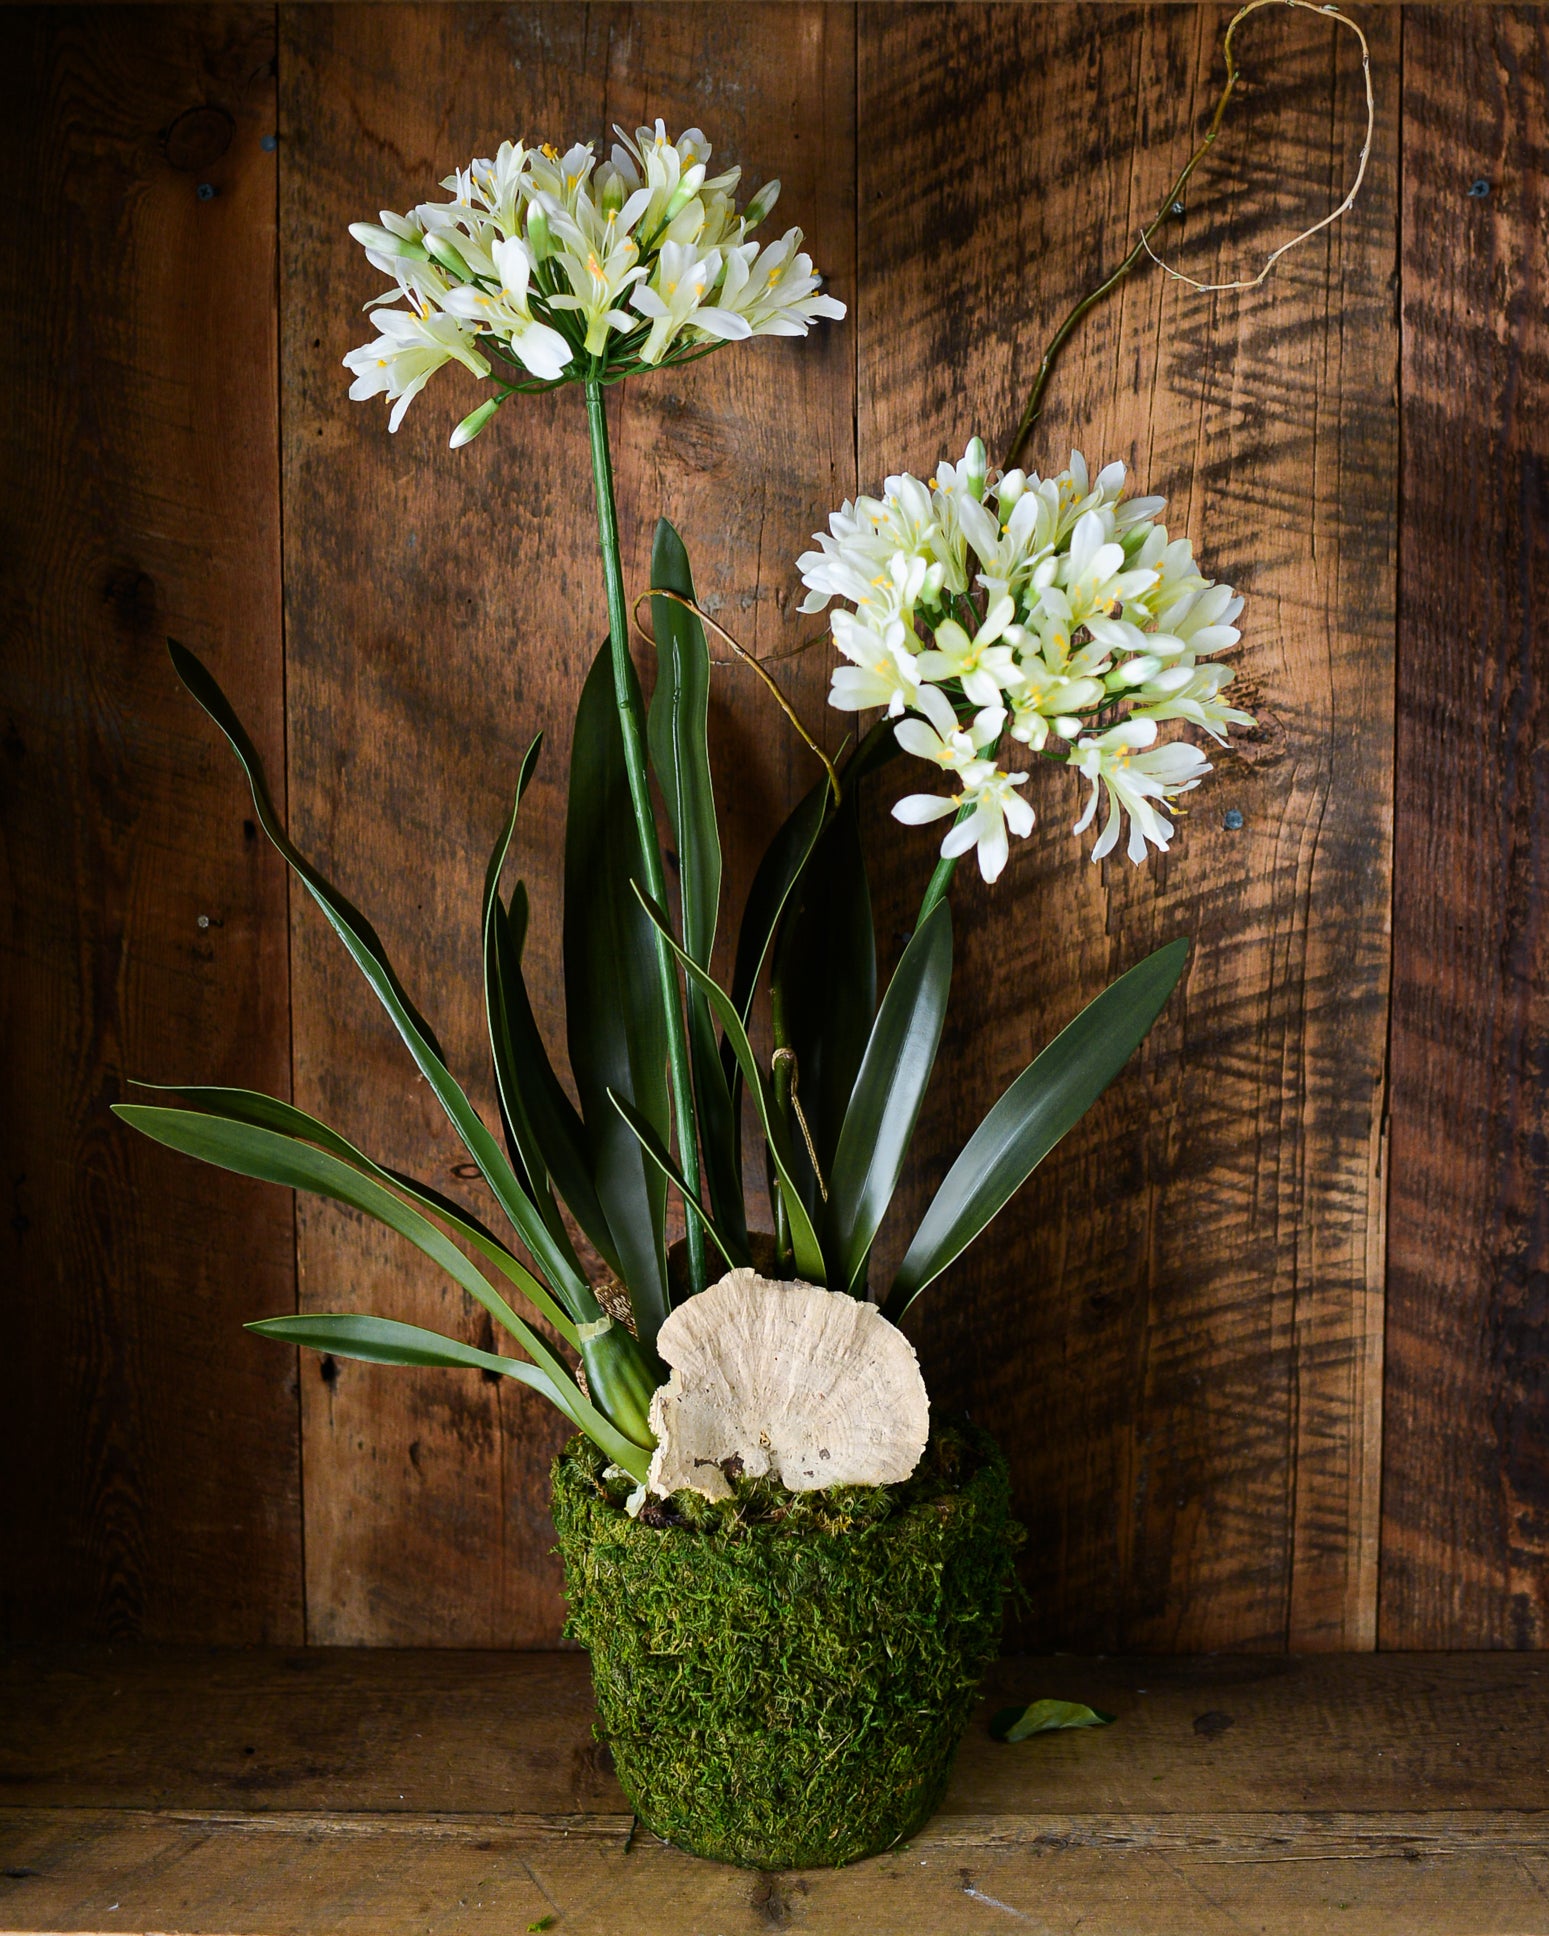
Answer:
[344, 122, 845, 439]
[798, 441, 1253, 881]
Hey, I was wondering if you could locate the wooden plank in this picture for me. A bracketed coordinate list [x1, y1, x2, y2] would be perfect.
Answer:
[6, 1805, 1549, 1936]
[6, 1653, 1549, 1935]
[278, 4, 853, 1646]
[0, 9, 300, 1643]
[6, 1649, 1549, 1818]
[856, 3, 1397, 1652]
[1383, 9, 1549, 1648]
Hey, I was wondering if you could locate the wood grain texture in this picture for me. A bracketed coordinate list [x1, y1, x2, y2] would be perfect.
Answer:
[279, 4, 853, 1645]
[857, 4, 1397, 1653]
[0, 8, 300, 1643]
[6, 1646, 1549, 1816]
[5, 1649, 1549, 1933]
[1382, 11, 1549, 1651]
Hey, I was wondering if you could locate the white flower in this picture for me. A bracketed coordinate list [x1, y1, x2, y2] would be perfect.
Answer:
[809, 436, 1252, 876]
[1042, 507, 1158, 630]
[343, 308, 490, 431]
[915, 595, 1020, 708]
[1130, 662, 1255, 745]
[541, 194, 647, 354]
[892, 689, 1031, 884]
[716, 228, 845, 337]
[829, 614, 924, 716]
[630, 239, 751, 363]
[440, 237, 572, 381]
[1071, 721, 1211, 864]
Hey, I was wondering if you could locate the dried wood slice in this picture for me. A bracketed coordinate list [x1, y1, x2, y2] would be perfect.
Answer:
[646, 1269, 930, 1500]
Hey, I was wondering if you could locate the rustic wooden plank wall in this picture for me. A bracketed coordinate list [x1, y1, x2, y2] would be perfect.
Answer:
[0, 2, 1543, 1654]
[0, 7, 301, 1645]
[1383, 9, 1549, 1650]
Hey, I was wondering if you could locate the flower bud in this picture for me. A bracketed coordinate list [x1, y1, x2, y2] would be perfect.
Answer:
[449, 394, 502, 449]
[664, 162, 708, 222]
[741, 178, 781, 231]
[964, 437, 988, 501]
[349, 220, 429, 262]
[423, 231, 471, 279]
[525, 200, 553, 262]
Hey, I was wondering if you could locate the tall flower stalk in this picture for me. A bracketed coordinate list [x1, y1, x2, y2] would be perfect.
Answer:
[344, 122, 843, 1300]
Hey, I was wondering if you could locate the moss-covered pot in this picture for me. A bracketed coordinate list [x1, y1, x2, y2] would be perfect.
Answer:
[551, 1427, 1021, 1869]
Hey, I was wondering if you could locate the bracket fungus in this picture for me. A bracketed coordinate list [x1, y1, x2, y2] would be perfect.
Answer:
[646, 1268, 930, 1501]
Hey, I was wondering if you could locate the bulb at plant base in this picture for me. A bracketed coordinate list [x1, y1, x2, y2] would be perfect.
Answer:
[646, 1269, 930, 1502]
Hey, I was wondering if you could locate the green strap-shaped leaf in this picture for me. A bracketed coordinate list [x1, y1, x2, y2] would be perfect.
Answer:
[646, 521, 745, 1255]
[116, 1105, 578, 1362]
[482, 765, 621, 1277]
[128, 1082, 578, 1347]
[826, 900, 953, 1294]
[635, 887, 825, 1284]
[884, 938, 1190, 1319]
[166, 639, 598, 1326]
[565, 641, 670, 1345]
[770, 774, 876, 1218]
[647, 520, 719, 972]
[246, 1313, 649, 1483]
[608, 1087, 752, 1274]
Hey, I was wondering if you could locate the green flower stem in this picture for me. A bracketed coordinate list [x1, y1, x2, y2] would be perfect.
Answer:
[915, 839, 963, 930]
[583, 376, 708, 1299]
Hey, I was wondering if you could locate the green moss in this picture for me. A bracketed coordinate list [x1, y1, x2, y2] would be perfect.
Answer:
[551, 1426, 1023, 1870]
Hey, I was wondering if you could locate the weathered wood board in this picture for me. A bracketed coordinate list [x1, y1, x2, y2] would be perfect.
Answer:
[5, 2, 1549, 1656]
[0, 7, 301, 1644]
[858, 3, 1398, 1652]
[5, 1649, 1549, 1934]
[1383, 8, 1549, 1650]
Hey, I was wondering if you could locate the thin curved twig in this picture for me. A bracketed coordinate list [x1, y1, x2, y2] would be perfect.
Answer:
[1003, 0, 1374, 472]
[630, 587, 842, 806]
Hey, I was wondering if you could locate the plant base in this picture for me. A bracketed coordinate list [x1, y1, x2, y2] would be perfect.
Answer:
[551, 1426, 1021, 1869]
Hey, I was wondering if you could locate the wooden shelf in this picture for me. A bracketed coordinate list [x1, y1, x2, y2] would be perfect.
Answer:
[2, 1649, 1547, 1933]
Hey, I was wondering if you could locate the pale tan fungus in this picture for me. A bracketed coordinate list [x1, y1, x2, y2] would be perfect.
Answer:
[646, 1268, 930, 1501]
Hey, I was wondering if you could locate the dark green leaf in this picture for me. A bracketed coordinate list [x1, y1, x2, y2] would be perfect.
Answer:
[246, 1313, 648, 1482]
[608, 1087, 752, 1274]
[634, 886, 826, 1284]
[127, 1082, 577, 1345]
[646, 521, 746, 1256]
[885, 938, 1189, 1319]
[770, 773, 875, 1218]
[827, 900, 952, 1293]
[116, 1102, 581, 1351]
[990, 1700, 1116, 1743]
[647, 519, 719, 973]
[566, 641, 670, 1344]
[482, 778, 621, 1275]
[167, 639, 596, 1324]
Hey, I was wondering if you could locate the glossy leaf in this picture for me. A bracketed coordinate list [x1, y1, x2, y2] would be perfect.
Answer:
[246, 1313, 649, 1482]
[167, 639, 597, 1325]
[990, 1700, 1116, 1743]
[635, 886, 826, 1284]
[885, 938, 1189, 1318]
[128, 1082, 578, 1346]
[770, 769, 876, 1216]
[826, 900, 953, 1293]
[566, 641, 670, 1344]
[646, 520, 745, 1256]
[608, 1087, 752, 1274]
[115, 1104, 575, 1359]
[483, 775, 621, 1275]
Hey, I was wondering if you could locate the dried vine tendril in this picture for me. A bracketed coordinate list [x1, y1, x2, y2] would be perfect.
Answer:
[1003, 0, 1374, 471]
